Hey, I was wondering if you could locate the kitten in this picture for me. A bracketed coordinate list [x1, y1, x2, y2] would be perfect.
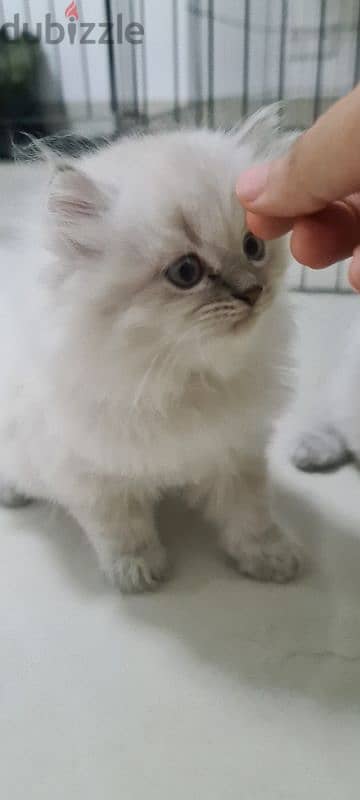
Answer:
[292, 319, 358, 472]
[0, 110, 302, 592]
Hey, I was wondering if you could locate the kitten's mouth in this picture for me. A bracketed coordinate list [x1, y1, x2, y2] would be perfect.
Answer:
[194, 285, 271, 336]
[236, 285, 263, 307]
[229, 312, 255, 332]
[228, 291, 269, 333]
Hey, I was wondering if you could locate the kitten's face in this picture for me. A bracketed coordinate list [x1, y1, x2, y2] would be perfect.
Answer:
[48, 117, 288, 375]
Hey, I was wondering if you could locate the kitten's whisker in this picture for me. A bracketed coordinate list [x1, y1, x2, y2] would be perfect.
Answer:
[132, 349, 164, 410]
[195, 330, 218, 392]
[156, 323, 201, 382]
[130, 322, 202, 413]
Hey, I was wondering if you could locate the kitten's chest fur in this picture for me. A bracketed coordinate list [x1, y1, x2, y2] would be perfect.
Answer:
[108, 368, 280, 486]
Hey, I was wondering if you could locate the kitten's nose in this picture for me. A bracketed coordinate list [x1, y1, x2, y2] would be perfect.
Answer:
[238, 285, 263, 307]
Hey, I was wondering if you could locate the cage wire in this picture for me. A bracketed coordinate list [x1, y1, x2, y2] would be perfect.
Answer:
[0, 0, 359, 291]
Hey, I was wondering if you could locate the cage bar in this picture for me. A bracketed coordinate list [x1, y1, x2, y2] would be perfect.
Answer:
[313, 0, 327, 121]
[129, 0, 139, 118]
[139, 0, 149, 123]
[22, 0, 32, 28]
[353, 0, 360, 86]
[104, 0, 120, 131]
[278, 0, 288, 101]
[47, 0, 65, 107]
[207, 0, 215, 127]
[172, 0, 180, 123]
[242, 0, 250, 117]
[76, 0, 93, 120]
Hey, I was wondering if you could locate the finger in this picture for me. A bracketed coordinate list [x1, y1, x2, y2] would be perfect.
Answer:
[245, 211, 294, 240]
[289, 199, 360, 268]
[349, 245, 360, 291]
[236, 85, 360, 217]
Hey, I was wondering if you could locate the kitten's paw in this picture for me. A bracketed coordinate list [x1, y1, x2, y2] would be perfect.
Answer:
[0, 484, 32, 509]
[292, 425, 349, 472]
[108, 542, 169, 594]
[228, 527, 303, 584]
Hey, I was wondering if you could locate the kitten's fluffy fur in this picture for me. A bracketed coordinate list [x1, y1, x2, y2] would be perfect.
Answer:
[292, 319, 360, 473]
[0, 112, 302, 592]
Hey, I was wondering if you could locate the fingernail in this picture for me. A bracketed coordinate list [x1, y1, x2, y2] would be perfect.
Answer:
[236, 162, 269, 203]
[349, 275, 360, 293]
[348, 256, 360, 292]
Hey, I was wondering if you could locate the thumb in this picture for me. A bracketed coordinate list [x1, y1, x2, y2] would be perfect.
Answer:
[236, 85, 360, 218]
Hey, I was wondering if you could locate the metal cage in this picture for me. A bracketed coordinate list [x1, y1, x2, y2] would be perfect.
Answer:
[0, 0, 358, 291]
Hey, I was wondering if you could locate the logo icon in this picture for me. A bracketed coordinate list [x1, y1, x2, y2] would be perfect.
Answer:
[65, 1, 79, 22]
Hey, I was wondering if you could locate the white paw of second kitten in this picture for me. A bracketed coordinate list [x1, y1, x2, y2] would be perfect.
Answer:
[291, 425, 349, 472]
[227, 526, 303, 584]
[107, 542, 169, 594]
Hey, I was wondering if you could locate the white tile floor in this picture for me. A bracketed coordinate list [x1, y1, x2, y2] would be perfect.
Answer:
[1, 165, 360, 799]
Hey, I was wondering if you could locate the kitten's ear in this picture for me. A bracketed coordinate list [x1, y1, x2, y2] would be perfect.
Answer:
[48, 164, 113, 256]
[230, 103, 298, 161]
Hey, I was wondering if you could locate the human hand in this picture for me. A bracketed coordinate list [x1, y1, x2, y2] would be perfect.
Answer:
[236, 86, 360, 290]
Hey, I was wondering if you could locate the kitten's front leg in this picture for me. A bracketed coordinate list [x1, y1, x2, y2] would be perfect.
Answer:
[71, 485, 168, 593]
[201, 465, 302, 583]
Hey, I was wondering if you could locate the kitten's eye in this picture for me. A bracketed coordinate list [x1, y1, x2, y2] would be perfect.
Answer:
[165, 254, 204, 289]
[242, 231, 266, 263]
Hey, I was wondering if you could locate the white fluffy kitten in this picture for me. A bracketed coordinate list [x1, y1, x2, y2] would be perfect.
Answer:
[293, 318, 360, 472]
[0, 111, 302, 592]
